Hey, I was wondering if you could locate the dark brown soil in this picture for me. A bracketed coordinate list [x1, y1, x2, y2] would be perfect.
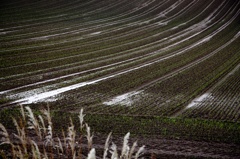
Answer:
[92, 134, 240, 159]
[1, 129, 240, 159]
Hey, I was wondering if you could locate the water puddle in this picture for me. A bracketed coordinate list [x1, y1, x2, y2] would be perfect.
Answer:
[103, 91, 143, 106]
[186, 93, 212, 108]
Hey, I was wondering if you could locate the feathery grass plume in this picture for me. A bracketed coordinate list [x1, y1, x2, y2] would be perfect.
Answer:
[42, 105, 54, 148]
[103, 132, 112, 159]
[87, 148, 96, 159]
[12, 118, 27, 154]
[25, 106, 42, 139]
[44, 125, 53, 147]
[12, 118, 21, 136]
[31, 140, 41, 159]
[129, 141, 138, 159]
[0, 123, 18, 158]
[42, 104, 52, 128]
[134, 145, 145, 159]
[1, 107, 147, 158]
[78, 108, 86, 131]
[0, 123, 11, 145]
[120, 132, 130, 159]
[56, 137, 63, 154]
[14, 145, 24, 159]
[38, 115, 46, 135]
[110, 142, 118, 159]
[85, 123, 93, 151]
[43, 148, 49, 159]
[20, 105, 26, 122]
[62, 130, 67, 154]
[66, 118, 76, 159]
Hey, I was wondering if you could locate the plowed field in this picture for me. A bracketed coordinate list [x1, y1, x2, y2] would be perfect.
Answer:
[0, 0, 240, 158]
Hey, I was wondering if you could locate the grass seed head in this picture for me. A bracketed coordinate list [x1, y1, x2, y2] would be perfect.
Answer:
[38, 115, 46, 135]
[0, 123, 10, 145]
[87, 148, 96, 159]
[44, 125, 53, 146]
[25, 107, 42, 139]
[86, 123, 93, 150]
[66, 118, 76, 157]
[20, 105, 26, 122]
[129, 141, 138, 159]
[78, 108, 86, 131]
[103, 132, 112, 159]
[14, 145, 24, 159]
[12, 118, 27, 154]
[110, 142, 118, 159]
[135, 145, 145, 159]
[42, 104, 52, 128]
[31, 140, 41, 159]
[57, 137, 63, 153]
[121, 132, 130, 158]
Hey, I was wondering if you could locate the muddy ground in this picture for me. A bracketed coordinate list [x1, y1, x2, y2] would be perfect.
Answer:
[1, 128, 240, 159]
[91, 134, 240, 159]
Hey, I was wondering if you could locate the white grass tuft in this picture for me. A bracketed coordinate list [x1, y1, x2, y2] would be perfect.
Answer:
[0, 123, 11, 145]
[103, 132, 112, 159]
[135, 145, 145, 159]
[57, 137, 63, 153]
[66, 118, 76, 157]
[14, 145, 24, 159]
[121, 132, 130, 158]
[78, 108, 86, 131]
[42, 104, 52, 129]
[25, 106, 42, 139]
[86, 123, 93, 150]
[38, 115, 46, 134]
[129, 141, 138, 159]
[87, 148, 96, 159]
[31, 140, 41, 159]
[44, 125, 53, 146]
[110, 142, 118, 159]
[20, 105, 26, 122]
[12, 118, 27, 154]
[0, 107, 146, 158]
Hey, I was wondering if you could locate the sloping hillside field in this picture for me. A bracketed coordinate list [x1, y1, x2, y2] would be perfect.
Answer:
[0, 0, 240, 158]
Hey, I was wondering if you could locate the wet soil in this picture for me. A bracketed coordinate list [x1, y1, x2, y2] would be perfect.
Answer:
[83, 136, 240, 159]
[92, 134, 240, 159]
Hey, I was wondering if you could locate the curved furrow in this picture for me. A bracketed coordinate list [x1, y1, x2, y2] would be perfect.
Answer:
[0, 0, 232, 93]
[0, 0, 91, 25]
[0, 0, 126, 43]
[0, 0, 156, 36]
[0, 0, 127, 36]
[180, 63, 240, 121]
[0, 0, 112, 25]
[0, 0, 154, 45]
[0, 0, 239, 122]
[0, 0, 174, 49]
[1, 0, 239, 108]
[74, 1, 240, 114]
[0, 0, 197, 50]
[91, 28, 240, 115]
[104, 31, 240, 116]
[0, 0, 231, 91]
[0, 0, 203, 79]
[0, 0, 221, 72]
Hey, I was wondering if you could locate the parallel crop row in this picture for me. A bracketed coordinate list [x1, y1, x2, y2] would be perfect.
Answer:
[0, 0, 239, 122]
[180, 64, 240, 121]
